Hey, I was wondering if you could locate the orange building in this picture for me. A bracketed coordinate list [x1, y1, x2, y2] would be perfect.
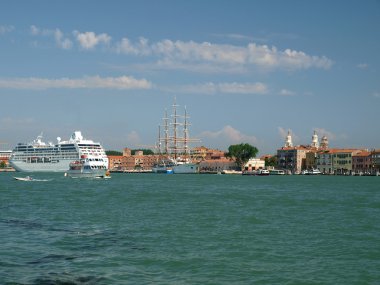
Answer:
[108, 148, 163, 171]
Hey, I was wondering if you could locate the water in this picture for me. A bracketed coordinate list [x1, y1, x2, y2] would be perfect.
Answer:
[1, 173, 379, 284]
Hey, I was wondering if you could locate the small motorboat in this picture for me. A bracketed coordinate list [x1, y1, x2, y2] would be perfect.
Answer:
[14, 176, 51, 182]
[14, 176, 34, 181]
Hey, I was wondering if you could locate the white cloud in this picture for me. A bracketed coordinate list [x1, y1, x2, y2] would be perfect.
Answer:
[279, 89, 296, 96]
[357, 63, 369, 69]
[116, 37, 150, 55]
[200, 125, 259, 146]
[30, 25, 72, 49]
[30, 25, 41, 35]
[314, 128, 347, 141]
[74, 31, 111, 49]
[0, 25, 14, 34]
[372, 92, 380, 98]
[54, 29, 73, 50]
[218, 82, 267, 94]
[167, 82, 267, 95]
[115, 38, 333, 72]
[28, 26, 334, 72]
[0, 75, 152, 90]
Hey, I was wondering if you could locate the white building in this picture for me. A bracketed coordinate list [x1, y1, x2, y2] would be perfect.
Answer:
[244, 158, 265, 171]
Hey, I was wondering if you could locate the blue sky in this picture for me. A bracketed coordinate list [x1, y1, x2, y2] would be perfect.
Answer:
[1, 0, 379, 154]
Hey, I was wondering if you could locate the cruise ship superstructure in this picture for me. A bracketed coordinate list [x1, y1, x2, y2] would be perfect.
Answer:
[9, 131, 108, 172]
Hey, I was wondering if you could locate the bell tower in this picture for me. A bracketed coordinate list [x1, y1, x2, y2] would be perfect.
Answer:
[320, 135, 329, 150]
[311, 130, 319, 148]
[284, 130, 293, 147]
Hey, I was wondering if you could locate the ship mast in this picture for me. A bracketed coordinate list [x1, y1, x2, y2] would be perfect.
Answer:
[163, 109, 169, 154]
[171, 97, 182, 159]
[157, 125, 161, 154]
[183, 106, 190, 157]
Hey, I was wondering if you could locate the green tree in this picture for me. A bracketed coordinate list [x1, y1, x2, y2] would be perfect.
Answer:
[131, 149, 154, 155]
[265, 156, 278, 167]
[106, 150, 123, 156]
[226, 143, 259, 169]
[0, 160, 6, 168]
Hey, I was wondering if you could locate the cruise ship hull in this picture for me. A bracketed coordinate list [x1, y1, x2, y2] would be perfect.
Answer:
[10, 159, 73, 172]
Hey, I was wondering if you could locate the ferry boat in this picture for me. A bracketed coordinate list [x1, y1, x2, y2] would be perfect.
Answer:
[66, 155, 109, 178]
[269, 169, 285, 175]
[256, 169, 270, 176]
[9, 131, 108, 172]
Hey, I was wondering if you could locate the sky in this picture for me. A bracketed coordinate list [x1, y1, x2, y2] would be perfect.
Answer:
[0, 0, 379, 155]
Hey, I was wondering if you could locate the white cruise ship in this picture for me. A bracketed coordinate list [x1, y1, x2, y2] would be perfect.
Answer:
[9, 131, 108, 172]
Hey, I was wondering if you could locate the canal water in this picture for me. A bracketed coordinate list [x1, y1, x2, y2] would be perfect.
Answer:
[1, 173, 379, 284]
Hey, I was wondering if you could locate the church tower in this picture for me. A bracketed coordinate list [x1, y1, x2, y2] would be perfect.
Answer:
[284, 130, 293, 147]
[320, 135, 329, 150]
[311, 130, 319, 148]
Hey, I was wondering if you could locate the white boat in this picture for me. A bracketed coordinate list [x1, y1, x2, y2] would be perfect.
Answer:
[9, 131, 108, 173]
[269, 169, 285, 175]
[14, 176, 34, 181]
[66, 155, 109, 178]
[14, 176, 51, 181]
[172, 161, 199, 174]
[222, 170, 242, 175]
[256, 169, 270, 176]
[152, 159, 175, 174]
[306, 168, 321, 175]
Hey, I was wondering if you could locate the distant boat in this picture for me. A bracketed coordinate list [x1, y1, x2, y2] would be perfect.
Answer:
[172, 160, 199, 174]
[302, 168, 321, 175]
[222, 170, 242, 175]
[14, 176, 34, 181]
[152, 159, 175, 174]
[269, 169, 285, 175]
[256, 169, 270, 176]
[14, 176, 51, 182]
[65, 155, 109, 178]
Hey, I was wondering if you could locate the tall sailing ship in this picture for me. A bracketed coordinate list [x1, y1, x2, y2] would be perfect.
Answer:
[9, 131, 108, 172]
[152, 98, 200, 174]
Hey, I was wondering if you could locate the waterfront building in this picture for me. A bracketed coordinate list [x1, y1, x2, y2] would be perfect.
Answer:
[199, 157, 237, 173]
[244, 158, 265, 171]
[352, 151, 372, 174]
[0, 150, 12, 161]
[277, 146, 310, 174]
[108, 155, 124, 171]
[0, 150, 12, 168]
[316, 149, 362, 174]
[371, 149, 380, 172]
[193, 146, 225, 161]
[108, 148, 163, 171]
[316, 150, 333, 174]
[305, 150, 319, 170]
